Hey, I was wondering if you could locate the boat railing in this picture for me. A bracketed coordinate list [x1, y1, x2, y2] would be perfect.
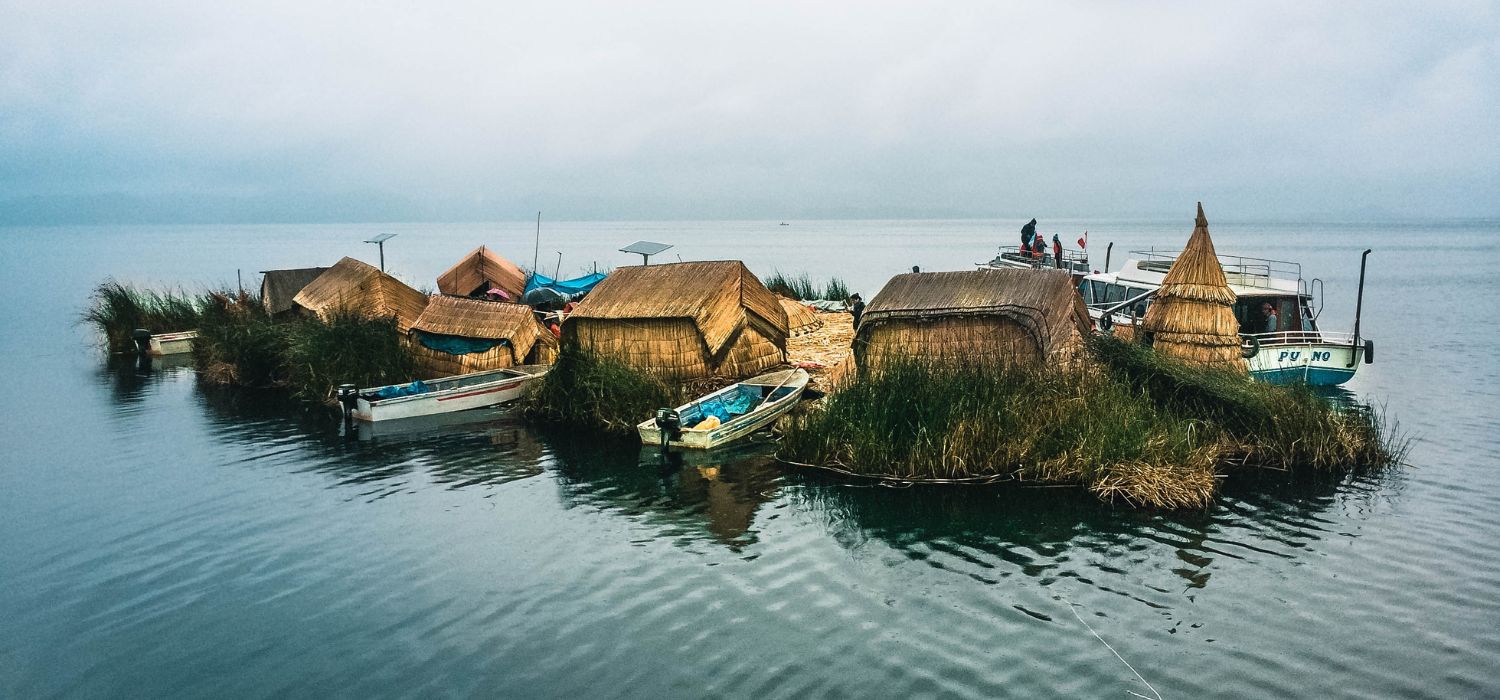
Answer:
[986, 245, 1091, 273]
[1132, 249, 1302, 288]
[1240, 330, 1355, 346]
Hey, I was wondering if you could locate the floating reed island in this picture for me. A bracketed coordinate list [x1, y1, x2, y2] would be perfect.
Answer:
[779, 209, 1403, 508]
[85, 209, 1401, 508]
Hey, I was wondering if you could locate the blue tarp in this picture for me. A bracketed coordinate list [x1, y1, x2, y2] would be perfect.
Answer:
[374, 380, 430, 399]
[414, 330, 509, 356]
[525, 271, 608, 297]
[689, 387, 758, 423]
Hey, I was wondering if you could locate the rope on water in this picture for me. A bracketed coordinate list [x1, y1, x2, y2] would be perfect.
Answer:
[1066, 600, 1163, 700]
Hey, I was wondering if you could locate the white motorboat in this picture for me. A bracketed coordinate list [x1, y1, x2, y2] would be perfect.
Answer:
[350, 365, 548, 422]
[639, 369, 809, 449]
[1082, 250, 1374, 386]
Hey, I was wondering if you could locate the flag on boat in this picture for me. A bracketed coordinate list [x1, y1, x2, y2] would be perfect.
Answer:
[1077, 231, 1088, 249]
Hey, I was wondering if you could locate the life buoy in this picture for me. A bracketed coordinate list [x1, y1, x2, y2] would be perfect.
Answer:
[1241, 335, 1260, 358]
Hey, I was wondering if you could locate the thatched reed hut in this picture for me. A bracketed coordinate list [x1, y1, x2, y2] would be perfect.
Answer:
[779, 297, 824, 337]
[1140, 203, 1248, 372]
[436, 246, 527, 300]
[260, 267, 329, 317]
[562, 261, 788, 379]
[408, 296, 557, 377]
[854, 268, 1090, 371]
[292, 257, 429, 331]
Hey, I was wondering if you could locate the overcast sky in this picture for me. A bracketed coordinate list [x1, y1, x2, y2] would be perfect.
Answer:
[1, 1, 1496, 224]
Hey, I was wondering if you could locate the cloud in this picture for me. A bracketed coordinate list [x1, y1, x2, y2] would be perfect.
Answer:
[1, 0, 1496, 223]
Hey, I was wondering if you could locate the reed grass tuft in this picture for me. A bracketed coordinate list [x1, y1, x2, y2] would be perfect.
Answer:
[765, 271, 852, 301]
[524, 346, 684, 433]
[283, 308, 414, 402]
[194, 290, 285, 387]
[780, 335, 1403, 508]
[84, 280, 204, 352]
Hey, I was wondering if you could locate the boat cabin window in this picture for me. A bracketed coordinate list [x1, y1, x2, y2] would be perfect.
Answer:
[1125, 287, 1152, 317]
[1102, 283, 1126, 306]
[1077, 279, 1094, 304]
[1233, 296, 1307, 334]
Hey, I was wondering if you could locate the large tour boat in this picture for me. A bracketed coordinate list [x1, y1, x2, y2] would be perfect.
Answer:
[1078, 249, 1375, 386]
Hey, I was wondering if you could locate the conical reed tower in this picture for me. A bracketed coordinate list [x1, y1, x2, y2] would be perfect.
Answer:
[1140, 203, 1247, 371]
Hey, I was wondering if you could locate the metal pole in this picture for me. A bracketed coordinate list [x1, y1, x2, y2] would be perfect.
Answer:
[1104, 242, 1114, 273]
[554, 251, 563, 279]
[1349, 249, 1371, 367]
[533, 211, 541, 273]
[378, 242, 385, 272]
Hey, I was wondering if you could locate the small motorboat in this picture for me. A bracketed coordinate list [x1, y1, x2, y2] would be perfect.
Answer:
[144, 330, 198, 356]
[639, 368, 809, 450]
[348, 365, 548, 422]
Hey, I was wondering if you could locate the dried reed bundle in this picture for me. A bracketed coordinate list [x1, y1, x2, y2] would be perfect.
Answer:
[1141, 204, 1247, 372]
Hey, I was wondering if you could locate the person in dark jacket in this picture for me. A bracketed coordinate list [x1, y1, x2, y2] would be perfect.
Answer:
[1020, 218, 1037, 252]
[848, 294, 865, 329]
[1052, 234, 1063, 268]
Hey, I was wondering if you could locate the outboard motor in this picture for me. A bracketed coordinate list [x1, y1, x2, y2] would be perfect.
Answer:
[336, 384, 360, 423]
[654, 408, 681, 449]
[131, 328, 153, 355]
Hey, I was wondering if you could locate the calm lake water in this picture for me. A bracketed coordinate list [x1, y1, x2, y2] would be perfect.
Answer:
[2, 218, 1498, 698]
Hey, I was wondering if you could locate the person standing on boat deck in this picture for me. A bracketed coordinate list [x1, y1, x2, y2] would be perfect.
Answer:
[1021, 218, 1037, 252]
[1262, 302, 1280, 334]
[1052, 234, 1063, 269]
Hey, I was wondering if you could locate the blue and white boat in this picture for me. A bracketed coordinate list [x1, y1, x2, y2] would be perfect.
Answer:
[1078, 250, 1375, 386]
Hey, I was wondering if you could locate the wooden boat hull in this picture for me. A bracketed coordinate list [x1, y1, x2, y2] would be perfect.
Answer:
[637, 369, 809, 450]
[354, 366, 547, 422]
[148, 330, 198, 356]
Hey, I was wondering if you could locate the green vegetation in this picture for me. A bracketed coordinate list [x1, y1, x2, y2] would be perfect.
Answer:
[191, 290, 414, 402]
[524, 347, 685, 433]
[84, 280, 204, 352]
[780, 335, 1403, 508]
[765, 271, 851, 301]
[195, 291, 285, 387]
[823, 277, 850, 302]
[283, 308, 414, 402]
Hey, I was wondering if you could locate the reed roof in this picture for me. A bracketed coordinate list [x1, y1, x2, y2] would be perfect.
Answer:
[566, 261, 788, 354]
[1155, 203, 1236, 305]
[1142, 204, 1246, 372]
[779, 297, 823, 336]
[259, 267, 329, 315]
[436, 246, 527, 299]
[860, 268, 1091, 351]
[292, 256, 429, 331]
[412, 296, 549, 360]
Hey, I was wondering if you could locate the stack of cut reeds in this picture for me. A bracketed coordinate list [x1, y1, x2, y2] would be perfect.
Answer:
[1140, 203, 1248, 372]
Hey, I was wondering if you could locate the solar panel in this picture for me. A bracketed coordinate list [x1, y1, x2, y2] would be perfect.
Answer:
[619, 240, 673, 256]
[364, 233, 396, 244]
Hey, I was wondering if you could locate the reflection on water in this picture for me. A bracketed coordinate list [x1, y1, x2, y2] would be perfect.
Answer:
[544, 427, 784, 548]
[11, 219, 1500, 698]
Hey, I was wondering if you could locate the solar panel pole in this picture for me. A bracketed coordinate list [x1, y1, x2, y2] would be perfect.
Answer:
[365, 233, 396, 272]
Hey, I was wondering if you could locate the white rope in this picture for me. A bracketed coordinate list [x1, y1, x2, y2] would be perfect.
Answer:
[1067, 601, 1163, 700]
